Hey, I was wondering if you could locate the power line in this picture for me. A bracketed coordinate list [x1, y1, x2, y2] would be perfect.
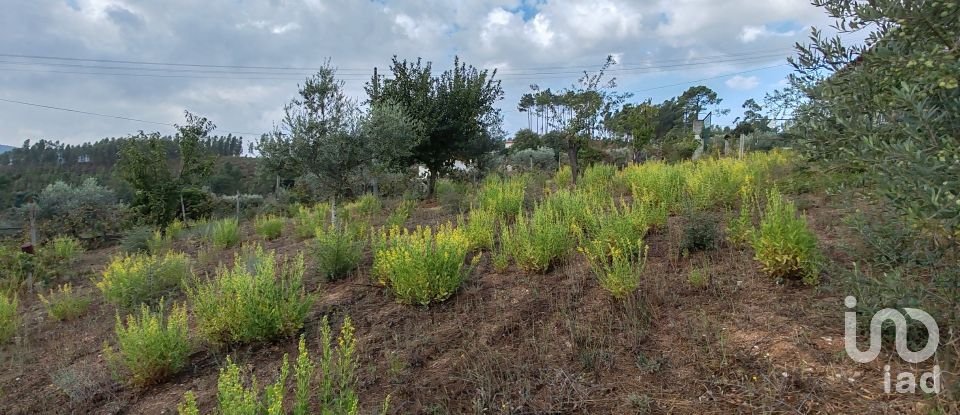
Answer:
[0, 97, 263, 136]
[0, 48, 792, 76]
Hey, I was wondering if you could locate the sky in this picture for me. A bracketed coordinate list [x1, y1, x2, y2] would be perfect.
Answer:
[0, 0, 838, 147]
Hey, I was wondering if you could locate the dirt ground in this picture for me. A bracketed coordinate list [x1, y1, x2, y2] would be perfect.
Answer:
[0, 189, 954, 414]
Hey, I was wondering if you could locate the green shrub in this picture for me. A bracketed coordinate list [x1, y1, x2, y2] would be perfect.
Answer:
[211, 218, 241, 249]
[147, 229, 173, 255]
[622, 161, 686, 213]
[583, 202, 651, 257]
[580, 240, 647, 299]
[680, 211, 720, 254]
[31, 178, 127, 244]
[39, 283, 91, 321]
[501, 204, 576, 274]
[579, 163, 619, 196]
[554, 165, 572, 188]
[167, 219, 187, 240]
[97, 251, 190, 308]
[0, 292, 17, 344]
[435, 178, 471, 214]
[373, 224, 472, 305]
[688, 267, 710, 289]
[294, 203, 331, 238]
[120, 226, 154, 254]
[255, 215, 285, 240]
[212, 355, 289, 415]
[313, 224, 364, 281]
[188, 245, 311, 345]
[386, 200, 417, 228]
[50, 236, 84, 263]
[458, 207, 496, 251]
[751, 190, 822, 284]
[106, 302, 190, 386]
[345, 194, 382, 220]
[477, 175, 526, 219]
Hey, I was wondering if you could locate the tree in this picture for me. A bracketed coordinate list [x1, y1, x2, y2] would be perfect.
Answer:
[510, 129, 542, 152]
[368, 56, 504, 197]
[678, 85, 726, 122]
[560, 56, 631, 184]
[791, 0, 959, 242]
[607, 100, 659, 162]
[732, 98, 772, 136]
[117, 112, 215, 226]
[260, 64, 421, 219]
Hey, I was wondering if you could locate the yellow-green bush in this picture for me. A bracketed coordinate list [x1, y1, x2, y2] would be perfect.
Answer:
[579, 163, 620, 196]
[255, 214, 285, 240]
[105, 302, 190, 386]
[187, 245, 311, 345]
[477, 175, 526, 219]
[345, 193, 382, 220]
[39, 283, 91, 321]
[313, 223, 364, 281]
[294, 203, 332, 238]
[0, 292, 17, 344]
[580, 240, 647, 299]
[751, 190, 822, 284]
[50, 236, 84, 263]
[147, 229, 173, 254]
[373, 224, 471, 305]
[622, 161, 686, 212]
[386, 199, 417, 228]
[458, 207, 496, 251]
[501, 204, 576, 274]
[554, 165, 572, 188]
[539, 188, 603, 231]
[177, 316, 362, 415]
[97, 251, 190, 308]
[582, 201, 651, 257]
[210, 218, 240, 249]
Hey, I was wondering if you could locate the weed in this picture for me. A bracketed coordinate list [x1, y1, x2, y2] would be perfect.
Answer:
[97, 251, 190, 308]
[188, 245, 311, 345]
[39, 283, 91, 321]
[313, 223, 364, 281]
[147, 229, 172, 255]
[501, 204, 576, 274]
[386, 199, 417, 228]
[50, 236, 84, 263]
[751, 190, 822, 284]
[580, 240, 648, 299]
[477, 175, 526, 219]
[436, 178, 471, 214]
[458, 207, 496, 251]
[373, 224, 472, 305]
[345, 193, 382, 220]
[105, 302, 190, 386]
[120, 226, 154, 254]
[294, 202, 332, 238]
[688, 267, 710, 289]
[255, 214, 285, 240]
[554, 165, 572, 188]
[0, 291, 17, 344]
[211, 218, 241, 249]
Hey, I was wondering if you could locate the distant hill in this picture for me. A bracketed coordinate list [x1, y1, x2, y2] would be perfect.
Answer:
[0, 145, 11, 154]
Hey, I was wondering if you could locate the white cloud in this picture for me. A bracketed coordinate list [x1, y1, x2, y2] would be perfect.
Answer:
[739, 24, 799, 43]
[725, 75, 760, 90]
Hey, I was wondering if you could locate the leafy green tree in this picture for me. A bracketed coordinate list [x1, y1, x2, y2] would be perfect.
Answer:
[260, 64, 421, 218]
[510, 129, 542, 152]
[367, 56, 504, 197]
[791, 0, 959, 242]
[608, 100, 659, 161]
[117, 112, 215, 226]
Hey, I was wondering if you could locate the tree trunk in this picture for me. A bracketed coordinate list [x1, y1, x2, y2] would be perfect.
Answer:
[426, 168, 438, 200]
[568, 142, 579, 186]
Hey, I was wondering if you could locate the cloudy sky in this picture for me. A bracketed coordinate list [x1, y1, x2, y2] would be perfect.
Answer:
[0, 0, 838, 147]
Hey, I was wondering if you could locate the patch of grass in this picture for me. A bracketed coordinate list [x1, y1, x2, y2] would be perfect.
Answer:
[751, 190, 822, 284]
[373, 224, 472, 305]
[97, 251, 190, 308]
[255, 214, 286, 240]
[313, 223, 364, 281]
[187, 245, 311, 345]
[39, 283, 91, 321]
[210, 218, 241, 249]
[50, 236, 84, 263]
[688, 267, 710, 289]
[147, 229, 172, 255]
[120, 226, 153, 254]
[501, 203, 576, 274]
[105, 302, 190, 386]
[0, 291, 18, 344]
